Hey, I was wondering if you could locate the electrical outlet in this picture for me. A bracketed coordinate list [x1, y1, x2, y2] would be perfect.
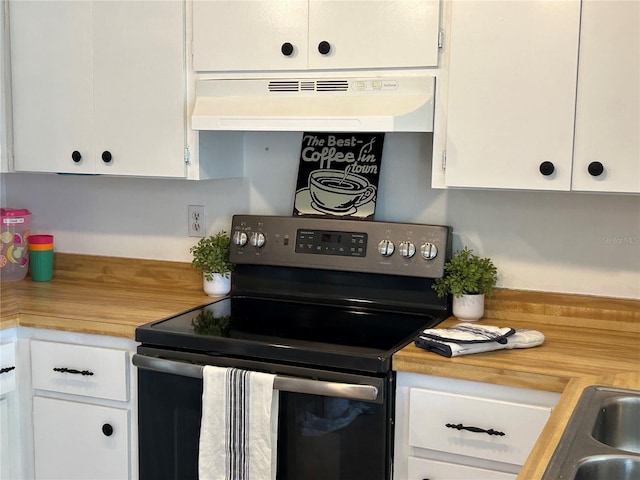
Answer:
[188, 205, 206, 237]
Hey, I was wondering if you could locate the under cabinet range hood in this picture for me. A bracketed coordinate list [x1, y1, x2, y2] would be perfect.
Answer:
[191, 75, 435, 132]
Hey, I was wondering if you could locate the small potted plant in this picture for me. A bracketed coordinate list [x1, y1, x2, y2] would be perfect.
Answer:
[432, 247, 498, 321]
[190, 230, 233, 296]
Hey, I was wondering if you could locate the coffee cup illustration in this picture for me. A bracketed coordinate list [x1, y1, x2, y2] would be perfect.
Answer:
[308, 169, 376, 214]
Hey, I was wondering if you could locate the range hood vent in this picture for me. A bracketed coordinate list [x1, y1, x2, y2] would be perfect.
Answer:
[267, 80, 350, 93]
[192, 75, 435, 132]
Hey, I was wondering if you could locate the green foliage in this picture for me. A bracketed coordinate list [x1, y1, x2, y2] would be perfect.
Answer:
[191, 309, 230, 336]
[189, 230, 233, 281]
[432, 247, 497, 298]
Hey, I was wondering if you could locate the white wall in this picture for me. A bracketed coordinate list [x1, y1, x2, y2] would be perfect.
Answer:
[4, 132, 640, 299]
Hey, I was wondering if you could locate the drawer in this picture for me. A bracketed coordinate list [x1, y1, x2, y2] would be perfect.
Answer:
[0, 342, 16, 395]
[408, 456, 516, 480]
[31, 340, 129, 401]
[408, 387, 553, 466]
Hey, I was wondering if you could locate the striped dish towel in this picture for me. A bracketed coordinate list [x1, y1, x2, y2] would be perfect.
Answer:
[414, 323, 544, 357]
[199, 366, 279, 480]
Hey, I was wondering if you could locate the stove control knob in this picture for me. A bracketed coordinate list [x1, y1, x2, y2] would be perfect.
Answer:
[399, 241, 416, 258]
[232, 231, 248, 247]
[250, 232, 266, 248]
[420, 242, 438, 260]
[377, 239, 395, 257]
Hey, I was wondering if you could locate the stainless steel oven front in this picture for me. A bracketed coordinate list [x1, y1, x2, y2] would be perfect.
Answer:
[134, 348, 392, 480]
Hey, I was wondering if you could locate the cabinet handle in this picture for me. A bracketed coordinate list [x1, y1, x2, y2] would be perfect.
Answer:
[71, 151, 82, 163]
[318, 40, 331, 55]
[539, 161, 555, 176]
[101, 151, 113, 163]
[53, 367, 94, 376]
[281, 42, 294, 56]
[588, 161, 604, 177]
[445, 423, 505, 436]
[0, 366, 16, 375]
[102, 423, 114, 437]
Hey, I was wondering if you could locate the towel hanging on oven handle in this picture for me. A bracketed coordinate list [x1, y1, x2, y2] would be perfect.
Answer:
[132, 353, 379, 402]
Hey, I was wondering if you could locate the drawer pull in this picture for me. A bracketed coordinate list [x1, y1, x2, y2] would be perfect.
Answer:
[0, 366, 16, 375]
[53, 367, 94, 376]
[445, 423, 505, 436]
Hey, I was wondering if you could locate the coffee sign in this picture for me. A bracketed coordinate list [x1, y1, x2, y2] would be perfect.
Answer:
[293, 133, 384, 220]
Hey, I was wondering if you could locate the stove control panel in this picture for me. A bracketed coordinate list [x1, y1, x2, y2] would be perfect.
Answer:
[229, 215, 452, 278]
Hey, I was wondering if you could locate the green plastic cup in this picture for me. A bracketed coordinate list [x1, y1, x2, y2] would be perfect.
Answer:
[29, 249, 53, 282]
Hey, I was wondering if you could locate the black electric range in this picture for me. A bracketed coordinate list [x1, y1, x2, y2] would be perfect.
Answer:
[134, 214, 453, 480]
[136, 214, 453, 374]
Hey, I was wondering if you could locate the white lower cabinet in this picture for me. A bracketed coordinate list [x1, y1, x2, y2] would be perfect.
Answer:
[0, 397, 9, 479]
[408, 456, 516, 480]
[33, 397, 129, 480]
[0, 331, 22, 480]
[394, 372, 560, 480]
[28, 330, 138, 480]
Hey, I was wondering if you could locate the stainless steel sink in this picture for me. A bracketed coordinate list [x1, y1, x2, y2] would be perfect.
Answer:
[592, 396, 640, 454]
[573, 455, 640, 480]
[542, 386, 640, 480]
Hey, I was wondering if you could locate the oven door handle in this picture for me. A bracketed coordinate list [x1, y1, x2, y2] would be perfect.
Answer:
[132, 354, 379, 402]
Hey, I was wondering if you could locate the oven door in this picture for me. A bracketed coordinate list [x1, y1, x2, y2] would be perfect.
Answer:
[134, 348, 393, 480]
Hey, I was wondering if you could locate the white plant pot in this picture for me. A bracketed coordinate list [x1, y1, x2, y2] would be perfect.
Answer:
[202, 273, 231, 296]
[452, 294, 485, 322]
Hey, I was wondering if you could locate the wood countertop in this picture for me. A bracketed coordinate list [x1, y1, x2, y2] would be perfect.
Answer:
[1, 254, 639, 479]
[393, 289, 640, 480]
[0, 253, 216, 338]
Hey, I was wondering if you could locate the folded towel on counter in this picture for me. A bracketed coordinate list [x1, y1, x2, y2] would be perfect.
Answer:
[199, 366, 279, 480]
[414, 323, 544, 357]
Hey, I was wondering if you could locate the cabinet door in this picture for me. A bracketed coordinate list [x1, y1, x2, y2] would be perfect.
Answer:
[441, 0, 580, 190]
[572, 0, 640, 193]
[33, 396, 129, 480]
[0, 397, 9, 480]
[92, 0, 186, 177]
[9, 1, 95, 174]
[408, 456, 516, 480]
[0, 1, 10, 174]
[308, 0, 440, 70]
[193, 0, 309, 72]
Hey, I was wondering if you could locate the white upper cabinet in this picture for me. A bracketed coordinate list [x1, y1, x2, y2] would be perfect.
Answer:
[437, 0, 580, 190]
[10, 0, 187, 177]
[193, 0, 441, 72]
[435, 0, 639, 194]
[571, 0, 640, 193]
[0, 0, 11, 174]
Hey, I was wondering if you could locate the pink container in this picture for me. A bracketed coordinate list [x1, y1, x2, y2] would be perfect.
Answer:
[29, 234, 54, 245]
[0, 208, 32, 281]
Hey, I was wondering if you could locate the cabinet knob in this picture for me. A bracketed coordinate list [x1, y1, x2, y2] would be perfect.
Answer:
[0, 366, 16, 375]
[281, 42, 294, 56]
[71, 151, 82, 163]
[539, 161, 555, 176]
[102, 423, 114, 437]
[318, 41, 331, 55]
[588, 161, 604, 177]
[102, 151, 112, 163]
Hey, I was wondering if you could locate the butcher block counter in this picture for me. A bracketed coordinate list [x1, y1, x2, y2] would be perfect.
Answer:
[1, 253, 639, 480]
[0, 253, 214, 337]
[393, 289, 640, 480]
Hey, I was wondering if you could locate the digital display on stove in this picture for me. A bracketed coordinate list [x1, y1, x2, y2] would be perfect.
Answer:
[321, 233, 342, 244]
[295, 229, 367, 257]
